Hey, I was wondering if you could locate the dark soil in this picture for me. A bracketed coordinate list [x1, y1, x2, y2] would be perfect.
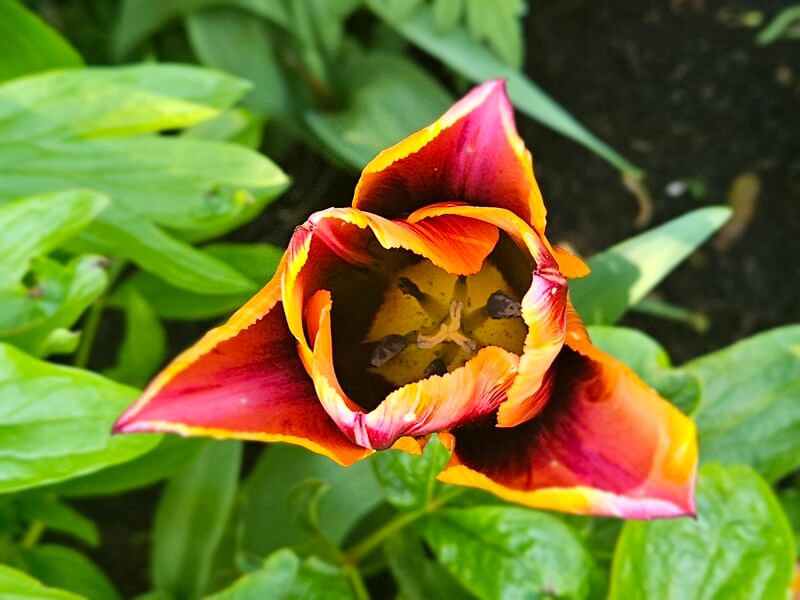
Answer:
[46, 0, 800, 597]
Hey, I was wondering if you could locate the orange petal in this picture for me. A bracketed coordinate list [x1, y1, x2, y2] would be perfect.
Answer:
[440, 343, 698, 519]
[353, 80, 548, 233]
[114, 261, 371, 467]
[302, 289, 519, 450]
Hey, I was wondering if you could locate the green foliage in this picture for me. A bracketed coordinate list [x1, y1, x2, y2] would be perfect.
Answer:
[0, 343, 158, 493]
[152, 441, 242, 599]
[21, 544, 121, 600]
[571, 207, 732, 325]
[689, 326, 800, 482]
[0, 564, 82, 600]
[610, 464, 796, 600]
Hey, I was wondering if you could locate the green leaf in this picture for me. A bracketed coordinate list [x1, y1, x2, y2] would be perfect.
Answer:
[688, 325, 800, 482]
[423, 506, 594, 599]
[103, 287, 166, 388]
[182, 108, 265, 149]
[15, 494, 99, 546]
[609, 464, 795, 600]
[0, 190, 109, 288]
[186, 7, 291, 118]
[0, 1, 82, 84]
[778, 487, 800, 554]
[237, 445, 382, 559]
[372, 435, 451, 510]
[152, 440, 242, 599]
[571, 207, 732, 325]
[120, 242, 282, 320]
[0, 67, 247, 140]
[288, 557, 354, 600]
[587, 326, 701, 415]
[369, 0, 640, 175]
[0, 255, 108, 357]
[113, 0, 290, 59]
[0, 564, 82, 600]
[46, 437, 208, 498]
[385, 533, 474, 600]
[306, 51, 453, 169]
[21, 545, 120, 600]
[206, 549, 299, 600]
[757, 5, 800, 45]
[0, 343, 158, 492]
[463, 0, 524, 67]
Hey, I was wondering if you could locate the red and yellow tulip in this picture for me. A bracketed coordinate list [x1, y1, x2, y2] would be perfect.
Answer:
[114, 81, 697, 519]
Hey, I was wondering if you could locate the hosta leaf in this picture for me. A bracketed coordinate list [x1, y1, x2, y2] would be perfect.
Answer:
[0, 1, 82, 84]
[0, 343, 158, 492]
[610, 464, 795, 600]
[688, 325, 800, 482]
[0, 189, 109, 289]
[571, 207, 731, 325]
[423, 506, 594, 599]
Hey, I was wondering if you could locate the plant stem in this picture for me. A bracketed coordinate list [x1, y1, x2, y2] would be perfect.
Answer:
[74, 259, 126, 369]
[343, 563, 371, 600]
[344, 487, 464, 564]
[20, 521, 45, 549]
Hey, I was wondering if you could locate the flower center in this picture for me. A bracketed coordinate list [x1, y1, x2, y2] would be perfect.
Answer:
[363, 258, 527, 388]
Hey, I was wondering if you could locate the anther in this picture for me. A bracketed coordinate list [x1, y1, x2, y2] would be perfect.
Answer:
[398, 277, 423, 299]
[371, 334, 408, 367]
[423, 358, 448, 378]
[398, 276, 444, 316]
[486, 291, 522, 319]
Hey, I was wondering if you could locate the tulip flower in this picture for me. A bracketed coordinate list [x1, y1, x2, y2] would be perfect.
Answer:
[114, 81, 697, 518]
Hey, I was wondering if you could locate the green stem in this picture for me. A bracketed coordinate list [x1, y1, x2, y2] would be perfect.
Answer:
[20, 521, 45, 549]
[344, 488, 463, 564]
[343, 563, 371, 600]
[74, 260, 126, 369]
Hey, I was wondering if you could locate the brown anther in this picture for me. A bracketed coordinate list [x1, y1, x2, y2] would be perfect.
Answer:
[397, 277, 423, 299]
[370, 334, 408, 367]
[486, 291, 522, 319]
[423, 358, 448, 378]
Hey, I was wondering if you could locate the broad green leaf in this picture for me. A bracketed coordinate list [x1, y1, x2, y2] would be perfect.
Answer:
[207, 549, 299, 600]
[104, 287, 166, 388]
[571, 207, 732, 325]
[0, 1, 82, 84]
[152, 440, 242, 599]
[0, 190, 108, 288]
[15, 494, 99, 546]
[0, 564, 82, 600]
[238, 445, 382, 558]
[463, 0, 524, 67]
[47, 437, 208, 497]
[372, 435, 450, 510]
[588, 326, 701, 415]
[288, 557, 354, 600]
[182, 108, 265, 149]
[385, 533, 474, 600]
[778, 487, 800, 554]
[0, 255, 108, 357]
[0, 67, 247, 140]
[369, 0, 640, 175]
[22, 545, 120, 600]
[688, 325, 800, 482]
[113, 0, 290, 58]
[186, 7, 292, 118]
[69, 208, 256, 295]
[423, 506, 594, 599]
[609, 464, 795, 600]
[306, 52, 453, 169]
[0, 343, 158, 492]
[119, 242, 281, 320]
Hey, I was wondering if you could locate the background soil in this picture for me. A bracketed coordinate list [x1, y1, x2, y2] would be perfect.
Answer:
[62, 0, 800, 596]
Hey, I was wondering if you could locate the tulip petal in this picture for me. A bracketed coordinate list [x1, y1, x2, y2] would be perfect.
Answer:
[302, 289, 520, 450]
[114, 266, 371, 466]
[353, 80, 548, 233]
[440, 340, 697, 518]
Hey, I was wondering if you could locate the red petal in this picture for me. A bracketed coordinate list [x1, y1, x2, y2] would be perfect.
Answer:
[440, 337, 697, 518]
[353, 80, 548, 234]
[113, 266, 371, 466]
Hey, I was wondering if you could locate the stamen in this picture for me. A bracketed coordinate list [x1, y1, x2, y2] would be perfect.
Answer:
[486, 291, 522, 319]
[371, 334, 408, 367]
[398, 276, 445, 317]
[423, 358, 448, 378]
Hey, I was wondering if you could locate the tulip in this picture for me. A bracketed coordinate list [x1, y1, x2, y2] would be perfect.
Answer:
[114, 81, 697, 518]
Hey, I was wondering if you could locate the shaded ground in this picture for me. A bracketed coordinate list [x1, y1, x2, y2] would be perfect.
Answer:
[63, 0, 800, 596]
